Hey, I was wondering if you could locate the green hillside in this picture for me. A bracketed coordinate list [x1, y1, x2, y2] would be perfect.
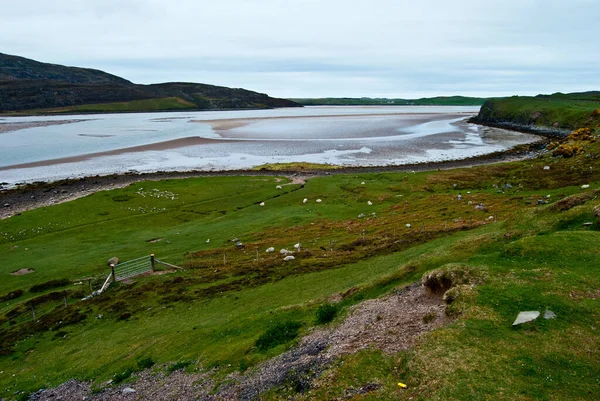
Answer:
[289, 96, 487, 106]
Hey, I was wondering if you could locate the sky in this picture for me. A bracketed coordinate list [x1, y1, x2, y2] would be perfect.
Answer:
[1, 0, 598, 98]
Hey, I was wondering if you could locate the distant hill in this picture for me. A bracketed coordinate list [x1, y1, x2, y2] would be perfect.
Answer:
[289, 96, 487, 106]
[472, 91, 600, 136]
[0, 53, 301, 113]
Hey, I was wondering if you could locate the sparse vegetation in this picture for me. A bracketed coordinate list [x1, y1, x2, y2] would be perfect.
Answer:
[315, 303, 339, 324]
[255, 321, 303, 351]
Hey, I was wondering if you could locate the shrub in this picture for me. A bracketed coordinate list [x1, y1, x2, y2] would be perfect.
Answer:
[29, 279, 70, 293]
[568, 128, 593, 141]
[315, 303, 339, 324]
[113, 367, 134, 384]
[552, 144, 583, 158]
[421, 263, 488, 294]
[137, 357, 155, 370]
[255, 321, 302, 351]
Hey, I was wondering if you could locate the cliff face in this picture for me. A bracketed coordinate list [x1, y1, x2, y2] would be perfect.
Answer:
[471, 92, 600, 137]
[0, 53, 301, 112]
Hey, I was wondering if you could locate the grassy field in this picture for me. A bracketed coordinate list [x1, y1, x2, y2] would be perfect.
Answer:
[14, 97, 198, 115]
[1, 132, 600, 399]
[289, 96, 486, 106]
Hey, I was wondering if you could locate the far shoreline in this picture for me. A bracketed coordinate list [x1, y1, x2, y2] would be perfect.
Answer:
[0, 138, 548, 219]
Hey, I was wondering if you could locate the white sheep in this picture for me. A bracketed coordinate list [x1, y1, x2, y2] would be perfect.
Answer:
[276, 185, 282, 189]
[303, 198, 308, 204]
[367, 201, 372, 206]
[316, 199, 322, 203]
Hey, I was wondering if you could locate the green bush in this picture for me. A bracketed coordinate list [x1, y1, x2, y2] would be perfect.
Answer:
[0, 289, 23, 302]
[113, 367, 134, 384]
[255, 321, 302, 351]
[137, 357, 155, 370]
[315, 303, 339, 324]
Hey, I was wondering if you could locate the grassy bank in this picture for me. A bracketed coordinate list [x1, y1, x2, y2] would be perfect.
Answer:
[474, 91, 600, 132]
[1, 130, 600, 399]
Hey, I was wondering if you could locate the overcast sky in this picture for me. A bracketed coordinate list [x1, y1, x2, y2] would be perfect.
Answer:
[1, 0, 598, 98]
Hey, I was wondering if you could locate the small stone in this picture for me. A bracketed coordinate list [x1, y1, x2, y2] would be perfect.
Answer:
[266, 247, 275, 253]
[457, 195, 462, 200]
[361, 182, 365, 185]
[206, 239, 210, 243]
[405, 223, 411, 228]
[581, 184, 590, 189]
[543, 310, 557, 320]
[3, 203, 9, 208]
[303, 198, 308, 204]
[543, 166, 551, 170]
[358, 213, 365, 218]
[259, 202, 265, 206]
[316, 199, 322, 203]
[583, 222, 593, 226]
[283, 255, 295, 261]
[512, 311, 540, 325]
[276, 185, 282, 189]
[367, 201, 372, 206]
[122, 387, 136, 394]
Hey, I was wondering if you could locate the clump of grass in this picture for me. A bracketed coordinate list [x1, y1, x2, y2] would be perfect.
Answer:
[255, 321, 302, 351]
[0, 289, 23, 302]
[421, 263, 487, 294]
[552, 144, 583, 158]
[315, 303, 339, 324]
[422, 311, 437, 323]
[167, 360, 192, 374]
[113, 367, 134, 384]
[137, 357, 155, 370]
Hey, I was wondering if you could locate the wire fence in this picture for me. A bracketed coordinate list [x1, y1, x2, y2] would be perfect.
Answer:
[113, 255, 152, 281]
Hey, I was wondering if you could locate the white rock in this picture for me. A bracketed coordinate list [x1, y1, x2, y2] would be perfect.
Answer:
[361, 181, 365, 185]
[512, 311, 540, 325]
[367, 201, 373, 206]
[303, 198, 308, 204]
[259, 202, 265, 206]
[280, 248, 290, 255]
[293, 243, 301, 249]
[543, 165, 551, 170]
[122, 388, 136, 394]
[276, 185, 282, 189]
[316, 199, 322, 203]
[544, 309, 557, 320]
[581, 184, 590, 189]
[283, 255, 295, 261]
[206, 239, 210, 243]
[405, 223, 411, 228]
[266, 247, 275, 253]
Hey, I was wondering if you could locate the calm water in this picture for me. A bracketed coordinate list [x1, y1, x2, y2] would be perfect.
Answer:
[0, 106, 539, 185]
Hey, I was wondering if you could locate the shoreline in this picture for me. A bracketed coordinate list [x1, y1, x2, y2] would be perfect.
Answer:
[0, 138, 547, 219]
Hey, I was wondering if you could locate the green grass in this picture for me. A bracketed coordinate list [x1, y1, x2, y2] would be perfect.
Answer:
[1, 132, 600, 399]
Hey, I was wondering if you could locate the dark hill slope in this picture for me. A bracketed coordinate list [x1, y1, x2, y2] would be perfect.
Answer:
[0, 53, 132, 85]
[0, 53, 300, 112]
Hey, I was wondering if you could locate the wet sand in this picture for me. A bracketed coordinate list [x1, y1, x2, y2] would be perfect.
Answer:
[0, 119, 89, 134]
[0, 136, 231, 171]
[196, 112, 474, 131]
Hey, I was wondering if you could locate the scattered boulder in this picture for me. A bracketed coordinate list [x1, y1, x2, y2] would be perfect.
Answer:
[259, 202, 265, 206]
[283, 255, 295, 261]
[266, 247, 275, 253]
[405, 223, 411, 228]
[122, 387, 136, 394]
[543, 165, 551, 170]
[280, 248, 291, 255]
[276, 185, 282, 189]
[107, 257, 119, 266]
[512, 311, 540, 326]
[316, 199, 322, 203]
[543, 309, 557, 320]
[367, 201, 373, 206]
[303, 198, 308, 204]
[581, 184, 590, 189]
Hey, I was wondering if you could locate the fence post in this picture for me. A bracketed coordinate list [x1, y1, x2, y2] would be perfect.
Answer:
[110, 264, 116, 282]
[63, 290, 67, 307]
[150, 254, 155, 272]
